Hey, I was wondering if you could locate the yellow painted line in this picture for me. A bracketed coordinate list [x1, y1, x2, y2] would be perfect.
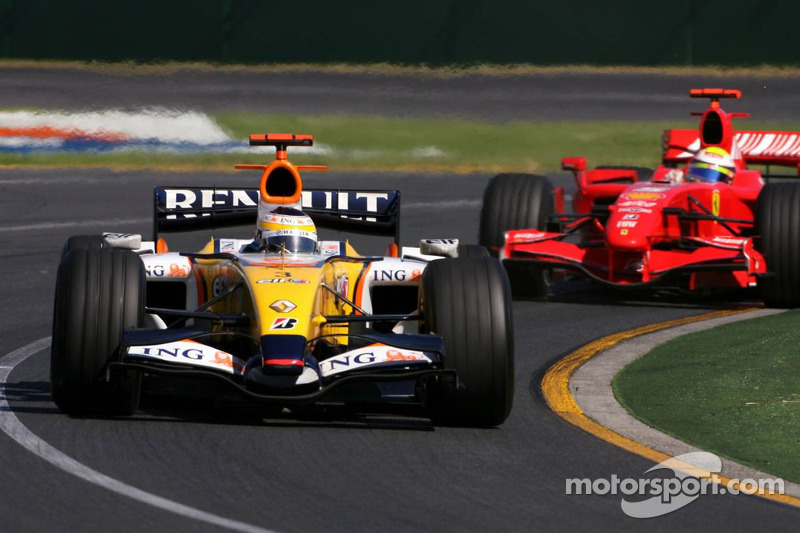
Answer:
[542, 308, 800, 508]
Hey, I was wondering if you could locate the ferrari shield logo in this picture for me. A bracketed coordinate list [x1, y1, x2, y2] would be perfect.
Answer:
[712, 190, 721, 217]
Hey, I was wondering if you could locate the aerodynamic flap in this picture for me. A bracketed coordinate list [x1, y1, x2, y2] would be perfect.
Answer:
[153, 186, 400, 241]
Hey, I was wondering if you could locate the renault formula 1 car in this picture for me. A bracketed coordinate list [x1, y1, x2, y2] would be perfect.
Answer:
[480, 88, 800, 307]
[51, 134, 514, 427]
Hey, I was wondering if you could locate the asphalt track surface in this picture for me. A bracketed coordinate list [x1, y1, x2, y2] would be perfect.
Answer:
[3, 65, 800, 120]
[1, 69, 800, 531]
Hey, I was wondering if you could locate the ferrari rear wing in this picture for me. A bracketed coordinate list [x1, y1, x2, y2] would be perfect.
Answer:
[663, 88, 800, 171]
[663, 129, 800, 169]
[152, 186, 401, 245]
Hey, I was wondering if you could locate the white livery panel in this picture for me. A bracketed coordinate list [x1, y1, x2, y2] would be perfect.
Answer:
[141, 253, 193, 279]
[127, 340, 246, 375]
[319, 344, 432, 377]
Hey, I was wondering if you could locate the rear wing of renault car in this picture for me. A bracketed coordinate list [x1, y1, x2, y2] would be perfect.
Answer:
[152, 186, 401, 244]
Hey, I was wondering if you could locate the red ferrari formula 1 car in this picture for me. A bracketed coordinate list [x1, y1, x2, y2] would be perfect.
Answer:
[479, 88, 800, 307]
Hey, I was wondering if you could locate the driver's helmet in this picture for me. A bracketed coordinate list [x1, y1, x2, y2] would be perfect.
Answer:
[686, 147, 736, 184]
[258, 207, 317, 254]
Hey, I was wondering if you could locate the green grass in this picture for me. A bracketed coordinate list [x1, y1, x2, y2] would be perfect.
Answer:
[4, 112, 800, 172]
[214, 113, 685, 172]
[613, 310, 800, 483]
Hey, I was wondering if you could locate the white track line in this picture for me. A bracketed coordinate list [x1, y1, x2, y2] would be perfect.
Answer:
[404, 199, 481, 209]
[0, 218, 151, 233]
[0, 338, 278, 533]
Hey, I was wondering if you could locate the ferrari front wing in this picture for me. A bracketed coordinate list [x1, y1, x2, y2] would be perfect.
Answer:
[502, 229, 766, 288]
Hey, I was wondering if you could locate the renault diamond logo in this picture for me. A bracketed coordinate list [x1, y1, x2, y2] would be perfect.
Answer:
[270, 300, 296, 313]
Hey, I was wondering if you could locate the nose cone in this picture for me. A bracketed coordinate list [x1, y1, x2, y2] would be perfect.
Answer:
[607, 185, 671, 251]
[605, 210, 656, 251]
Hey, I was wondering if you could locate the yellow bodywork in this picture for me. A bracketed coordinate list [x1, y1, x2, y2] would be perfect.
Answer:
[194, 238, 367, 352]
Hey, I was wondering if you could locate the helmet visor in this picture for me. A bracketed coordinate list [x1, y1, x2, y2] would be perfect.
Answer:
[265, 234, 317, 254]
[687, 162, 734, 183]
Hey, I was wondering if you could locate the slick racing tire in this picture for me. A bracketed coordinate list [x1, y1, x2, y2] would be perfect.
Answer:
[421, 256, 514, 427]
[478, 173, 554, 299]
[457, 244, 490, 258]
[479, 173, 555, 253]
[51, 247, 145, 414]
[756, 182, 800, 307]
[61, 234, 105, 259]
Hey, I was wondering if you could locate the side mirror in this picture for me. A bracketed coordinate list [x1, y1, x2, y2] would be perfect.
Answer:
[419, 239, 459, 258]
[561, 157, 587, 172]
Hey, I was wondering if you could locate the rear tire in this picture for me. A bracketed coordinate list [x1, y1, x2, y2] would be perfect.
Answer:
[478, 173, 554, 299]
[51, 247, 145, 414]
[421, 257, 514, 427]
[755, 182, 800, 307]
[457, 244, 490, 258]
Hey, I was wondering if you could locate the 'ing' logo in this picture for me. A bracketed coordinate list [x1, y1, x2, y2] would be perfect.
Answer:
[373, 270, 406, 281]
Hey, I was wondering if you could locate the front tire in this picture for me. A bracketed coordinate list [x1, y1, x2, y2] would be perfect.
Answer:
[51, 246, 145, 414]
[421, 257, 514, 427]
[756, 182, 800, 307]
[61, 234, 105, 259]
[478, 173, 554, 299]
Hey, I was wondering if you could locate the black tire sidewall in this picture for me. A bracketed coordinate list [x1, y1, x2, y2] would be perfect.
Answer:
[457, 244, 490, 258]
[421, 257, 514, 426]
[756, 182, 800, 307]
[479, 174, 554, 298]
[61, 234, 105, 260]
[479, 173, 555, 253]
[51, 247, 145, 413]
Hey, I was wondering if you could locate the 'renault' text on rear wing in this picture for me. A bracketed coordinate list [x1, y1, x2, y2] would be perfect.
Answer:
[152, 186, 401, 245]
[153, 133, 401, 247]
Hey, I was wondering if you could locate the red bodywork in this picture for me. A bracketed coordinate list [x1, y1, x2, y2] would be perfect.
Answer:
[503, 89, 800, 290]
